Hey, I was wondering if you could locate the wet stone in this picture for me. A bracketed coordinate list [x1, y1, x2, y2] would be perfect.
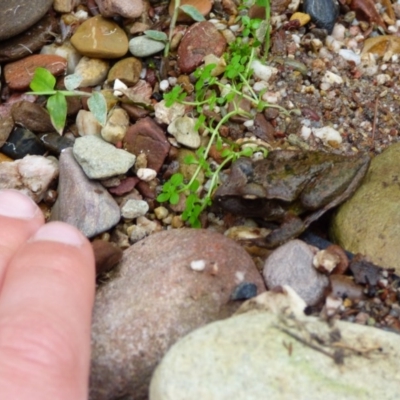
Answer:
[71, 15, 129, 59]
[4, 54, 67, 91]
[11, 101, 54, 133]
[51, 148, 121, 238]
[1, 127, 47, 160]
[0, 14, 59, 63]
[303, 0, 339, 34]
[0, 0, 53, 41]
[177, 21, 227, 74]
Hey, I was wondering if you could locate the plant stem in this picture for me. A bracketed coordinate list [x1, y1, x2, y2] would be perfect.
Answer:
[165, 0, 180, 57]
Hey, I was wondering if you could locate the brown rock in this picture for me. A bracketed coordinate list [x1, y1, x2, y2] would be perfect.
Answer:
[109, 176, 140, 195]
[4, 54, 67, 91]
[11, 101, 54, 133]
[0, 14, 59, 63]
[169, 0, 212, 22]
[124, 117, 170, 172]
[107, 57, 142, 86]
[0, 116, 14, 147]
[92, 239, 123, 276]
[177, 21, 227, 74]
[252, 113, 275, 142]
[90, 228, 266, 400]
[94, 0, 144, 19]
[120, 103, 150, 120]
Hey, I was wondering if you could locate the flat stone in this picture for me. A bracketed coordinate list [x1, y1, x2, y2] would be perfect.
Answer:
[74, 57, 110, 87]
[73, 135, 136, 179]
[167, 116, 201, 149]
[71, 15, 129, 59]
[0, 155, 58, 203]
[124, 117, 170, 172]
[4, 54, 67, 91]
[11, 101, 54, 133]
[51, 148, 121, 238]
[263, 240, 329, 306]
[150, 305, 400, 400]
[1, 127, 47, 160]
[129, 36, 166, 58]
[94, 0, 144, 19]
[331, 142, 400, 274]
[177, 21, 227, 74]
[0, 14, 59, 63]
[107, 57, 142, 86]
[90, 228, 266, 400]
[0, 0, 53, 41]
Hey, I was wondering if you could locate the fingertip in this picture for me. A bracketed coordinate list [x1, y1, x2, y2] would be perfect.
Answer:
[0, 190, 42, 220]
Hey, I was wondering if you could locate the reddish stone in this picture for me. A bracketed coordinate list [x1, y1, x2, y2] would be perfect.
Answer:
[109, 177, 140, 196]
[91, 239, 123, 276]
[4, 54, 67, 91]
[123, 117, 170, 172]
[177, 21, 227, 74]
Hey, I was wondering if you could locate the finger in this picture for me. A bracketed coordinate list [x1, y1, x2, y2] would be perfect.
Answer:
[0, 222, 95, 400]
[0, 190, 45, 287]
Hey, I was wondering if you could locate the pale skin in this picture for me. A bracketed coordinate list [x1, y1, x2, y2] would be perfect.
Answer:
[0, 189, 95, 400]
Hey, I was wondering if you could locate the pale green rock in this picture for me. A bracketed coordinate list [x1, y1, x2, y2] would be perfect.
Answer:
[129, 36, 165, 58]
[331, 143, 400, 273]
[150, 305, 400, 400]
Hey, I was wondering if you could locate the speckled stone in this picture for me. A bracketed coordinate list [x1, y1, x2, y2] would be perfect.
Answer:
[0, 0, 53, 41]
[71, 15, 129, 59]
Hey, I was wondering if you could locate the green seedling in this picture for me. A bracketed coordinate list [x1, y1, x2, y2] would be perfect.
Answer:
[157, 5, 293, 228]
[27, 67, 107, 135]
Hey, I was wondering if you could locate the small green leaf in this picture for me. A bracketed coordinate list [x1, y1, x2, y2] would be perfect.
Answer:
[180, 5, 206, 21]
[29, 67, 56, 93]
[64, 73, 83, 91]
[170, 173, 184, 186]
[88, 91, 107, 126]
[189, 180, 200, 192]
[157, 192, 171, 203]
[144, 30, 168, 42]
[170, 192, 180, 205]
[183, 155, 198, 165]
[47, 92, 67, 135]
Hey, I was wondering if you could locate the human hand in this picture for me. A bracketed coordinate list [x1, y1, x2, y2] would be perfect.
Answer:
[0, 190, 95, 400]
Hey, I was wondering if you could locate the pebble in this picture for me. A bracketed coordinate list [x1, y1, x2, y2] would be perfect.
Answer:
[0, 155, 58, 203]
[41, 41, 82, 74]
[263, 240, 329, 306]
[0, 0, 53, 41]
[169, 0, 212, 22]
[177, 21, 227, 73]
[53, 0, 80, 13]
[303, 0, 339, 34]
[136, 168, 157, 182]
[120, 198, 149, 219]
[0, 14, 59, 63]
[71, 15, 129, 59]
[150, 293, 400, 400]
[251, 60, 278, 82]
[290, 12, 311, 27]
[167, 116, 201, 149]
[76, 110, 102, 136]
[38, 132, 75, 155]
[108, 176, 139, 195]
[129, 36, 166, 58]
[91, 239, 123, 276]
[72, 135, 136, 179]
[11, 101, 55, 133]
[4, 54, 67, 91]
[90, 228, 265, 399]
[107, 57, 142, 86]
[124, 117, 170, 172]
[74, 57, 110, 87]
[0, 116, 14, 147]
[313, 126, 343, 144]
[154, 100, 186, 125]
[1, 127, 47, 159]
[101, 107, 129, 144]
[51, 148, 120, 238]
[94, 0, 144, 19]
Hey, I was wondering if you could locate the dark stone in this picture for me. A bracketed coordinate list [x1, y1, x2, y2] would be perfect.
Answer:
[11, 101, 54, 133]
[230, 282, 258, 300]
[0, 14, 59, 62]
[303, 0, 339, 34]
[0, 0, 54, 41]
[92, 239, 123, 276]
[1, 127, 47, 159]
[123, 117, 170, 172]
[39, 132, 75, 155]
[252, 113, 275, 142]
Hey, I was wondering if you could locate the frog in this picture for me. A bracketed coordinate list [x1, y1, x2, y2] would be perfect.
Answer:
[214, 150, 370, 248]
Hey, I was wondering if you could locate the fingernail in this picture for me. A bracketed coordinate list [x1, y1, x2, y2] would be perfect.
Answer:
[0, 190, 39, 219]
[30, 222, 85, 247]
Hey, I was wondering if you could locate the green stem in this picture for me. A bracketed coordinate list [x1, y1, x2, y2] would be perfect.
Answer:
[263, 0, 271, 62]
[165, 0, 180, 57]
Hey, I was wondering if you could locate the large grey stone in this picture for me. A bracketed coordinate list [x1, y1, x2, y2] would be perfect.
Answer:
[331, 143, 400, 274]
[50, 148, 120, 238]
[90, 228, 266, 400]
[150, 291, 400, 400]
[0, 0, 53, 41]
[73, 135, 136, 179]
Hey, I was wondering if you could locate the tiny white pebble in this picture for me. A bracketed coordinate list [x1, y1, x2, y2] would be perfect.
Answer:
[137, 168, 157, 181]
[159, 79, 170, 92]
[243, 119, 254, 128]
[113, 78, 128, 96]
[190, 260, 206, 271]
